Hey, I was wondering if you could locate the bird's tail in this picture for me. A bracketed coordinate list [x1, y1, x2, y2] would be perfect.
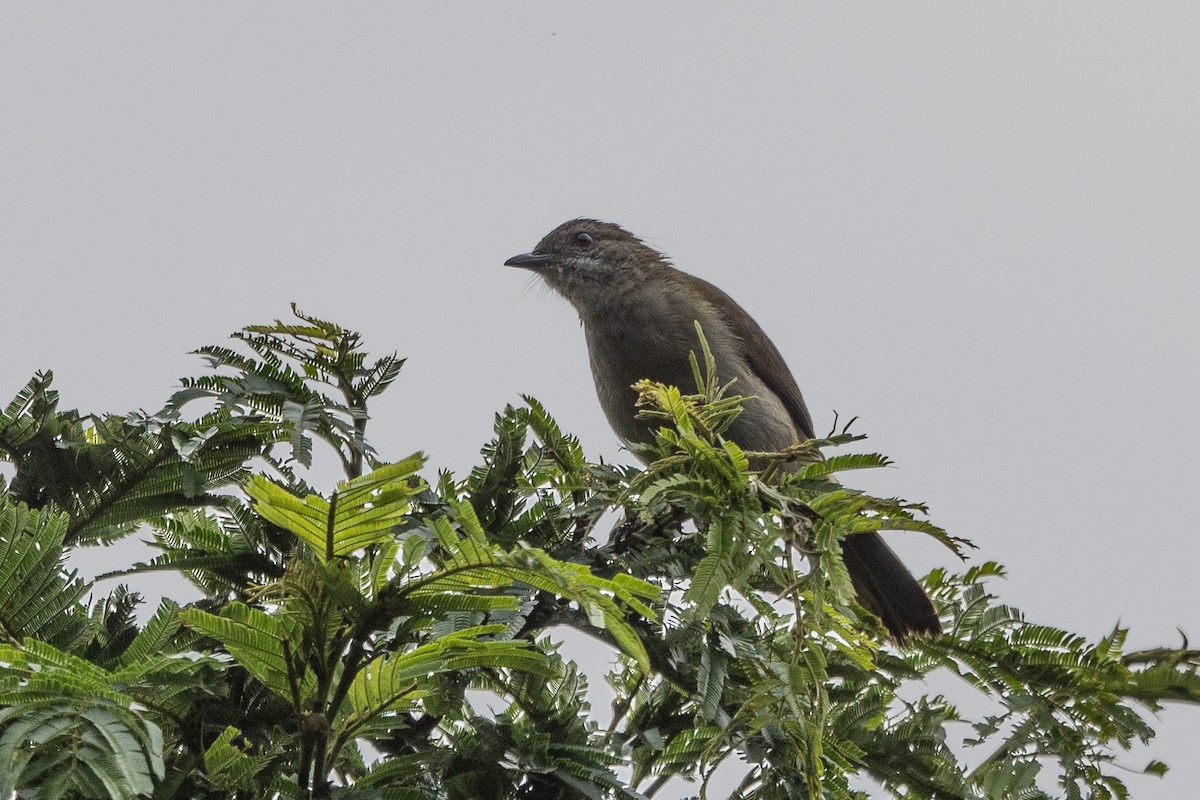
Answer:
[841, 531, 942, 644]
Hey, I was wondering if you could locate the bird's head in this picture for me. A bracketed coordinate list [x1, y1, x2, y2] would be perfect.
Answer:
[504, 219, 669, 312]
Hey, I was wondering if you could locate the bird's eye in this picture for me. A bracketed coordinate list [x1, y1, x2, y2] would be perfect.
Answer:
[574, 232, 594, 248]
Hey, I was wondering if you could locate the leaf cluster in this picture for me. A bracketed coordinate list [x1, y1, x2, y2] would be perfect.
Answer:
[0, 309, 1196, 800]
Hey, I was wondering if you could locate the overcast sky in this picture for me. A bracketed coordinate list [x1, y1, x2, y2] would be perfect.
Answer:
[2, 4, 1197, 798]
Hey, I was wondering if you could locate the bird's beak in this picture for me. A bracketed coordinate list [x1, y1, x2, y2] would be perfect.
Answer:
[504, 252, 556, 269]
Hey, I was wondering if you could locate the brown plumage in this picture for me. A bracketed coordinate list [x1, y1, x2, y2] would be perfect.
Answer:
[505, 218, 940, 643]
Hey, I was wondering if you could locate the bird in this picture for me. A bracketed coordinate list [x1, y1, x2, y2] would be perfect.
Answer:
[504, 218, 941, 643]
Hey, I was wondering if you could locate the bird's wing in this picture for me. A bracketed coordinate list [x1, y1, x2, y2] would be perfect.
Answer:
[687, 274, 817, 442]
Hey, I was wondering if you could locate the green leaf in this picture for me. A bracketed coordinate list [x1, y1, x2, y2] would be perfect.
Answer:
[0, 639, 165, 800]
[203, 726, 272, 790]
[119, 599, 181, 667]
[345, 634, 554, 729]
[684, 553, 727, 618]
[180, 602, 315, 702]
[0, 497, 89, 648]
[247, 454, 425, 562]
[0, 704, 162, 799]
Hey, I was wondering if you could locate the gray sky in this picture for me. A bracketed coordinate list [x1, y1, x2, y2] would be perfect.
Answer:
[2, 4, 1197, 797]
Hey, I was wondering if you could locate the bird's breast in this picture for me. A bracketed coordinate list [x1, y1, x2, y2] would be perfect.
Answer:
[581, 301, 798, 455]
[583, 308, 696, 445]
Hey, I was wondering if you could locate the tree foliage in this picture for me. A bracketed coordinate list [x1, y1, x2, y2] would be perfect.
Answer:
[0, 306, 1196, 799]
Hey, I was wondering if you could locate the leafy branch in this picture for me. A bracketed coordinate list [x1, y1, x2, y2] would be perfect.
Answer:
[0, 308, 1195, 800]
